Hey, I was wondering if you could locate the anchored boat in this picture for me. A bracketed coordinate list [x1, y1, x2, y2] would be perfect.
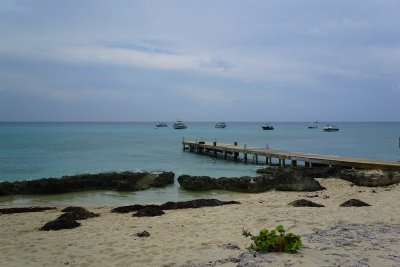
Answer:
[173, 120, 187, 129]
[155, 122, 168, 127]
[262, 124, 274, 130]
[215, 122, 227, 128]
[323, 124, 339, 132]
[308, 123, 318, 129]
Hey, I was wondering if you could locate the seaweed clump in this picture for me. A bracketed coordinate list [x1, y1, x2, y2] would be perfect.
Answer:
[288, 199, 325, 207]
[40, 219, 81, 231]
[0, 207, 55, 215]
[111, 198, 241, 217]
[40, 206, 99, 231]
[340, 199, 371, 207]
[58, 207, 99, 220]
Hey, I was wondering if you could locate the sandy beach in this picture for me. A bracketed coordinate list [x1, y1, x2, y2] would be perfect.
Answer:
[1, 178, 400, 267]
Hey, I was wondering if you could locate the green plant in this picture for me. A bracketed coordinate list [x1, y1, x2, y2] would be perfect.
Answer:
[242, 225, 302, 253]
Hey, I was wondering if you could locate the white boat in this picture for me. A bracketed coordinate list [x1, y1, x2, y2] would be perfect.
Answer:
[308, 123, 318, 129]
[173, 120, 187, 129]
[215, 122, 227, 128]
[155, 122, 168, 127]
[323, 124, 339, 132]
[262, 124, 274, 130]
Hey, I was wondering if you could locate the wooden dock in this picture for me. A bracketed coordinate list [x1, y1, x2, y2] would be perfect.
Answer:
[182, 140, 400, 171]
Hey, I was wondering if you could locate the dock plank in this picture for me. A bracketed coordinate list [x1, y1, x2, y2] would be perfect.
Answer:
[182, 140, 400, 170]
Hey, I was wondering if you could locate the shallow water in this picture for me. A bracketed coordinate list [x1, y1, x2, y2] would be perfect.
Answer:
[1, 122, 399, 205]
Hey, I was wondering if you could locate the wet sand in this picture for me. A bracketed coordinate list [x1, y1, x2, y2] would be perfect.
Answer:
[1, 178, 400, 267]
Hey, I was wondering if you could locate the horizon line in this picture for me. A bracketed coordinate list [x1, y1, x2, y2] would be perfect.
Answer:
[1, 121, 400, 123]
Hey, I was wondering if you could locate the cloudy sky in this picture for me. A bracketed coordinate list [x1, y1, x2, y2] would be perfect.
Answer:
[0, 0, 399, 122]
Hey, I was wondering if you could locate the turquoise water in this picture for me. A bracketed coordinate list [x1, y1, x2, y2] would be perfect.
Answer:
[1, 122, 399, 205]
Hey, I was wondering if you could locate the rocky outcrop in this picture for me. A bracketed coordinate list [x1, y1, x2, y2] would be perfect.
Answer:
[338, 169, 400, 186]
[179, 167, 400, 193]
[178, 168, 325, 193]
[0, 171, 175, 196]
[256, 166, 342, 178]
[152, 171, 175, 187]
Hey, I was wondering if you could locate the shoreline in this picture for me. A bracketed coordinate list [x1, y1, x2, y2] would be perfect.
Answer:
[1, 178, 400, 266]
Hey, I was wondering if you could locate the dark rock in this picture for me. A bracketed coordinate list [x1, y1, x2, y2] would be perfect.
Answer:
[132, 207, 165, 217]
[0, 181, 14, 195]
[288, 199, 325, 207]
[274, 175, 325, 192]
[339, 169, 400, 187]
[257, 166, 342, 178]
[58, 207, 99, 220]
[340, 199, 371, 207]
[160, 199, 240, 210]
[0, 207, 56, 215]
[61, 206, 85, 213]
[0, 171, 175, 196]
[178, 171, 325, 192]
[152, 171, 175, 187]
[111, 204, 152, 213]
[177, 175, 216, 191]
[113, 199, 240, 215]
[216, 176, 276, 192]
[135, 230, 150, 237]
[40, 219, 81, 231]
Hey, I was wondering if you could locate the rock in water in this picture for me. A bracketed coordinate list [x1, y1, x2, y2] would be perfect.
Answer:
[178, 172, 325, 192]
[0, 171, 175, 196]
[177, 175, 216, 191]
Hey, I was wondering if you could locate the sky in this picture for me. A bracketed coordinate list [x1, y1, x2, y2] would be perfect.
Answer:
[0, 0, 399, 122]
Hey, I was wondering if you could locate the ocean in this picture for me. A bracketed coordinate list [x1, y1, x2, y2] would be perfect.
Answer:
[1, 122, 399, 205]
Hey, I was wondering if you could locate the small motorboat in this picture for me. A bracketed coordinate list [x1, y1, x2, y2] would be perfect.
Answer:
[323, 124, 339, 132]
[262, 124, 274, 130]
[215, 122, 227, 128]
[155, 122, 168, 127]
[173, 120, 187, 129]
[308, 123, 318, 129]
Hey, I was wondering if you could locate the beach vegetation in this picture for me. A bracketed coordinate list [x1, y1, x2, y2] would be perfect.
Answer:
[242, 225, 302, 253]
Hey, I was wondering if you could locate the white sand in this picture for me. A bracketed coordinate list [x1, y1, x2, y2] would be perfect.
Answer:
[1, 178, 400, 267]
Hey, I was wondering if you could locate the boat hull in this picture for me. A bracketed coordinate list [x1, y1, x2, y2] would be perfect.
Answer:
[173, 125, 187, 129]
[215, 123, 227, 128]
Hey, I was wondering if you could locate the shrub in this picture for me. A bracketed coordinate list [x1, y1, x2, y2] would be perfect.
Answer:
[242, 225, 302, 253]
